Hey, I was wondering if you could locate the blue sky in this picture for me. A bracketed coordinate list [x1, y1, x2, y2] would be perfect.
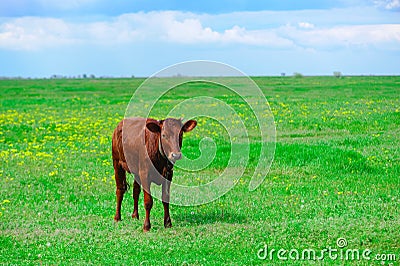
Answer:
[0, 0, 399, 77]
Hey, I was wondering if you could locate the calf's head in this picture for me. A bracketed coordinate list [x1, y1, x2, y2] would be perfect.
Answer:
[146, 118, 197, 163]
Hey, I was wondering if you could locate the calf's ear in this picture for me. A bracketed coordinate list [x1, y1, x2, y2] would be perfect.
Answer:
[182, 120, 197, 132]
[146, 121, 161, 133]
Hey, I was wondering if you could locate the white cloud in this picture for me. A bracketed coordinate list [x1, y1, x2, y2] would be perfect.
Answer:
[163, 20, 294, 48]
[298, 22, 315, 29]
[222, 26, 295, 47]
[374, 0, 400, 9]
[0, 15, 141, 50]
[0, 17, 76, 50]
[281, 23, 400, 49]
[164, 18, 220, 43]
[0, 10, 399, 51]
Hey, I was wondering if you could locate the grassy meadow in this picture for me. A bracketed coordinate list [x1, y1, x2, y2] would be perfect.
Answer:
[0, 76, 399, 265]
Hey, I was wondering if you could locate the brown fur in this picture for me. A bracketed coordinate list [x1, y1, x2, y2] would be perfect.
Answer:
[111, 117, 197, 231]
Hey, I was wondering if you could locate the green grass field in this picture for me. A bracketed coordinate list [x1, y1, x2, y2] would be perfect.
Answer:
[1, 76, 399, 265]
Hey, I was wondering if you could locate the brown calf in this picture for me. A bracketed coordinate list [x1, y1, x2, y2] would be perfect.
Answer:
[112, 117, 197, 231]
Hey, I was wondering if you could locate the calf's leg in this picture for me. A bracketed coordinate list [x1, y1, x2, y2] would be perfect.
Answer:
[132, 177, 140, 220]
[140, 169, 153, 231]
[162, 180, 172, 228]
[114, 161, 127, 222]
[143, 188, 153, 232]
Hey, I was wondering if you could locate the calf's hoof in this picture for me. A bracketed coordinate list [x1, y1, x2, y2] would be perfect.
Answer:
[114, 215, 121, 222]
[143, 222, 151, 232]
[132, 211, 139, 220]
[164, 217, 172, 228]
[143, 226, 151, 232]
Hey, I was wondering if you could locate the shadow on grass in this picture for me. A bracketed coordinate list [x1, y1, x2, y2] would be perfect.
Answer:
[174, 208, 247, 226]
[275, 142, 376, 175]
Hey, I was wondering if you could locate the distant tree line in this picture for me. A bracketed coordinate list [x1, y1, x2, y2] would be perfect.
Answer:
[51, 74, 97, 79]
[278, 71, 344, 78]
[0, 72, 351, 80]
[0, 74, 139, 80]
